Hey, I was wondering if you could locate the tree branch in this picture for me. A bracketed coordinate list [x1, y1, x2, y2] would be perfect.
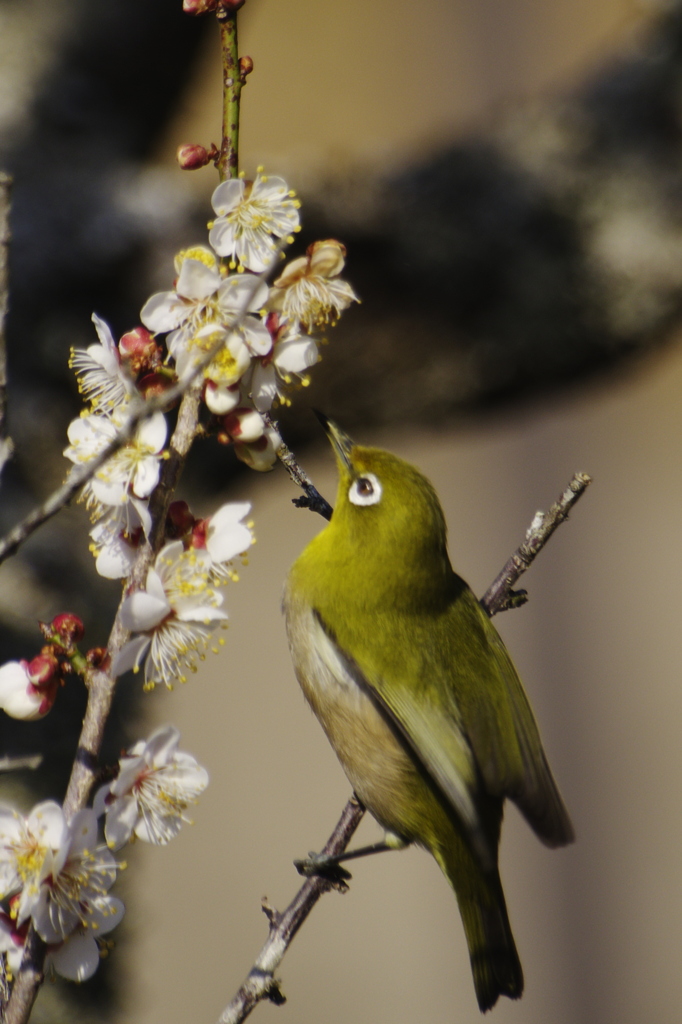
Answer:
[216, 797, 365, 1024]
[0, 173, 12, 478]
[214, 469, 592, 1024]
[481, 471, 591, 616]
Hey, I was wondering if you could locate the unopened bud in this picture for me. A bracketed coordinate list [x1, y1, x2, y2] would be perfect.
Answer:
[239, 56, 254, 83]
[137, 371, 175, 401]
[26, 653, 59, 688]
[119, 326, 161, 373]
[167, 501, 196, 539]
[216, 0, 246, 13]
[177, 143, 211, 170]
[86, 647, 109, 669]
[222, 407, 265, 444]
[51, 613, 85, 645]
[183, 0, 220, 14]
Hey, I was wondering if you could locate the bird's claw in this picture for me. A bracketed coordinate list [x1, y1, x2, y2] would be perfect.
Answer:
[294, 851, 353, 883]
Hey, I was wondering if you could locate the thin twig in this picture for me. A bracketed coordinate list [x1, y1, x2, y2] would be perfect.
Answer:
[217, 798, 366, 1024]
[264, 414, 333, 521]
[215, 470, 592, 1024]
[217, 6, 241, 181]
[481, 471, 592, 616]
[0, 173, 13, 477]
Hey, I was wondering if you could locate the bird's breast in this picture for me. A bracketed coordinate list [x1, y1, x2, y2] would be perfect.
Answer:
[283, 587, 422, 839]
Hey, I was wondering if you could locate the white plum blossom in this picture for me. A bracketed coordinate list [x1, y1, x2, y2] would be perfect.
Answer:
[94, 725, 208, 848]
[30, 808, 118, 944]
[269, 239, 359, 330]
[112, 541, 228, 690]
[0, 803, 122, 978]
[172, 323, 251, 390]
[208, 170, 300, 272]
[47, 896, 125, 981]
[63, 406, 167, 530]
[141, 247, 271, 360]
[193, 501, 253, 582]
[0, 898, 124, 982]
[250, 320, 319, 412]
[69, 314, 136, 412]
[0, 801, 68, 926]
[89, 503, 145, 579]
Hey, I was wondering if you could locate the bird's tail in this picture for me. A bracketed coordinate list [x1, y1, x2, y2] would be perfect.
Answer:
[435, 844, 524, 1012]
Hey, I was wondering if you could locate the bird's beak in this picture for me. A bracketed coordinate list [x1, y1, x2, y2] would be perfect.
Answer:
[314, 410, 354, 470]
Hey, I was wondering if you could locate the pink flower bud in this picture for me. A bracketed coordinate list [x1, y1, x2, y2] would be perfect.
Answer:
[26, 653, 59, 688]
[177, 144, 211, 170]
[138, 371, 176, 401]
[119, 326, 161, 374]
[51, 613, 85, 645]
[183, 0, 220, 14]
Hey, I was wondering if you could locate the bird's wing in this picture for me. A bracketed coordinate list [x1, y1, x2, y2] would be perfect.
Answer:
[444, 587, 574, 848]
[315, 610, 497, 871]
[316, 580, 573, 858]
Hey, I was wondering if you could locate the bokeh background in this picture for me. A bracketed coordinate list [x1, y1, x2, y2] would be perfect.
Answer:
[2, 0, 682, 1022]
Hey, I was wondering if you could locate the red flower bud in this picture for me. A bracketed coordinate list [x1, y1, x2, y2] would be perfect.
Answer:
[167, 501, 196, 539]
[51, 613, 85, 645]
[177, 143, 211, 170]
[119, 326, 161, 374]
[26, 653, 59, 688]
[183, 0, 220, 14]
[137, 371, 175, 401]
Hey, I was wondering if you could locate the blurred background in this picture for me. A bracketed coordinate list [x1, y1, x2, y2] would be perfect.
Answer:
[1, 0, 682, 1021]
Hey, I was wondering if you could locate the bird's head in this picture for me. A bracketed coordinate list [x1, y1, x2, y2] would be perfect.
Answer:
[314, 413, 452, 596]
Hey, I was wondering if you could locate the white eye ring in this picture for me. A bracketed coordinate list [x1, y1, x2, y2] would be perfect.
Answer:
[349, 473, 382, 507]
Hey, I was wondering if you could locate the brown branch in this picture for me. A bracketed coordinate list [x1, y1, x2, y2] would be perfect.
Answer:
[0, 173, 12, 478]
[214, 470, 592, 1024]
[264, 414, 333, 521]
[481, 471, 592, 616]
[216, 5, 242, 181]
[216, 797, 365, 1024]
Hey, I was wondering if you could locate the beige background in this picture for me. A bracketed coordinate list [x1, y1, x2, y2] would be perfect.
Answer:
[119, 2, 682, 1023]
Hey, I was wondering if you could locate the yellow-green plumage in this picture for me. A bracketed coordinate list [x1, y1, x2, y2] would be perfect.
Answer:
[283, 419, 573, 1012]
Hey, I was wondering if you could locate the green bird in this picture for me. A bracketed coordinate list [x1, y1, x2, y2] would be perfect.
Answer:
[283, 416, 574, 1012]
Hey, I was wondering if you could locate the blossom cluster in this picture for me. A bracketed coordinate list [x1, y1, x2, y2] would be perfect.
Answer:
[57, 168, 356, 689]
[140, 170, 357, 467]
[112, 500, 253, 690]
[0, 726, 206, 983]
[65, 170, 357, 505]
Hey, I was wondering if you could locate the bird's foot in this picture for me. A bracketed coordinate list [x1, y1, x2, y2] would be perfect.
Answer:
[294, 851, 353, 883]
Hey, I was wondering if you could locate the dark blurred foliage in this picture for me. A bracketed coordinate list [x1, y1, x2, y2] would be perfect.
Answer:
[3, 0, 682, 1014]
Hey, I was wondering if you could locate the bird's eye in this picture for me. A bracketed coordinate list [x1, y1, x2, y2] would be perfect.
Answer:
[349, 473, 382, 507]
